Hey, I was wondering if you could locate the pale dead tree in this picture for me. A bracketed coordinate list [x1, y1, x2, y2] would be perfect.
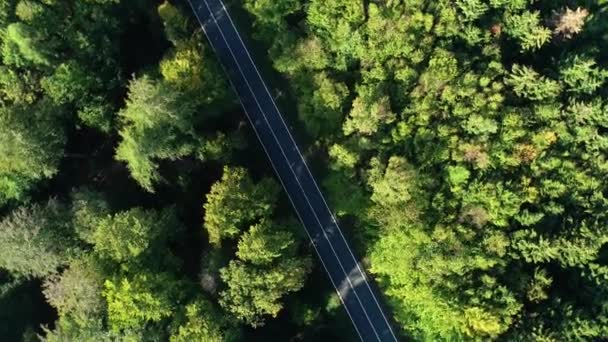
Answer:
[551, 7, 589, 39]
[200, 271, 218, 294]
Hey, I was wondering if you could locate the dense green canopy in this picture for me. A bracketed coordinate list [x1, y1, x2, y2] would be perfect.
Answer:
[244, 0, 608, 339]
[1, 0, 607, 340]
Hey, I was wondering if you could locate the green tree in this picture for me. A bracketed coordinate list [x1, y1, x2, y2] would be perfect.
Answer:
[322, 171, 368, 217]
[103, 272, 181, 332]
[504, 11, 552, 51]
[0, 0, 125, 131]
[506, 64, 561, 101]
[293, 72, 349, 137]
[170, 298, 240, 342]
[243, 0, 608, 340]
[158, 1, 190, 44]
[70, 188, 111, 245]
[273, 37, 331, 74]
[0, 200, 79, 278]
[455, 0, 489, 22]
[236, 220, 297, 266]
[242, 0, 302, 45]
[368, 156, 419, 207]
[116, 70, 233, 192]
[2, 22, 52, 66]
[559, 55, 608, 95]
[369, 226, 521, 340]
[91, 207, 177, 264]
[41, 61, 113, 132]
[43, 317, 116, 342]
[219, 221, 311, 327]
[203, 167, 279, 246]
[43, 312, 168, 342]
[306, 0, 365, 69]
[159, 37, 229, 100]
[115, 76, 198, 191]
[0, 101, 66, 205]
[328, 143, 359, 171]
[219, 257, 311, 327]
[343, 84, 395, 136]
[42, 256, 105, 324]
[116, 6, 233, 191]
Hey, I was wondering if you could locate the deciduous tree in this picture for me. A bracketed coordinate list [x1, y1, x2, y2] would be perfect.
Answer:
[203, 167, 279, 246]
[91, 207, 177, 264]
[170, 298, 240, 342]
[103, 272, 182, 332]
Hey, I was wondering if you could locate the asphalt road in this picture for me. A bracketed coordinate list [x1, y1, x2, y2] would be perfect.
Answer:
[187, 0, 399, 340]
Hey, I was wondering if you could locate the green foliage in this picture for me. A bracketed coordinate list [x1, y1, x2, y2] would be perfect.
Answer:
[158, 1, 190, 44]
[116, 45, 231, 191]
[456, 0, 489, 22]
[447, 165, 471, 191]
[293, 72, 349, 137]
[43, 316, 117, 342]
[242, 0, 301, 44]
[203, 167, 279, 246]
[116, 76, 198, 191]
[328, 143, 359, 170]
[506, 64, 562, 101]
[370, 228, 521, 340]
[214, 212, 311, 327]
[236, 220, 297, 266]
[273, 37, 330, 74]
[160, 38, 229, 100]
[103, 272, 181, 332]
[41, 61, 113, 132]
[322, 171, 368, 217]
[369, 156, 420, 207]
[70, 189, 110, 244]
[41, 62, 93, 105]
[0, 0, 606, 340]
[243, 0, 608, 340]
[92, 207, 176, 264]
[219, 255, 311, 327]
[117, 2, 232, 191]
[0, 200, 79, 278]
[308, 0, 365, 34]
[504, 11, 552, 51]
[489, 0, 531, 11]
[307, 0, 365, 68]
[44, 314, 169, 342]
[0, 0, 133, 206]
[365, 156, 425, 233]
[0, 101, 66, 204]
[42, 257, 105, 323]
[560, 56, 608, 95]
[0, 102, 64, 179]
[170, 298, 240, 342]
[3, 22, 51, 66]
[343, 84, 395, 136]
[0, 0, 124, 132]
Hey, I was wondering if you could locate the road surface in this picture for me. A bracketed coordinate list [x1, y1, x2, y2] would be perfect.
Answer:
[187, 0, 399, 340]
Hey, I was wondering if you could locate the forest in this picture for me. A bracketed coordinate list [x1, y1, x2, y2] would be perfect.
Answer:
[0, 0, 607, 341]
